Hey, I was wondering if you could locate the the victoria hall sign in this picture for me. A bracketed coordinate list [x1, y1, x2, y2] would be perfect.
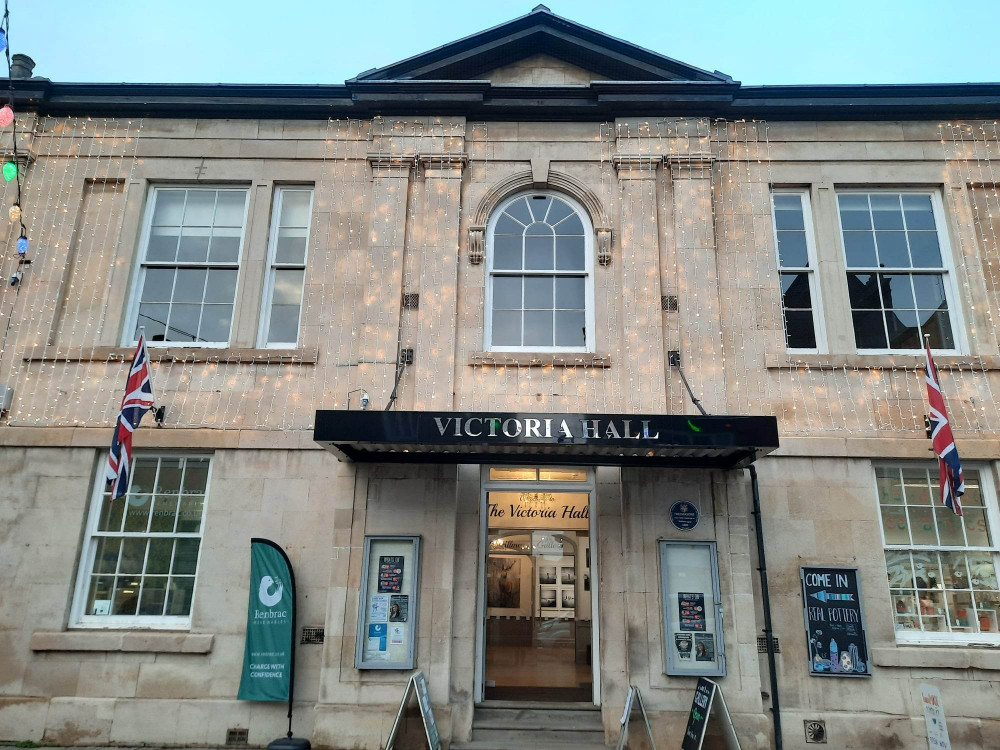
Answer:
[314, 410, 779, 469]
[431, 414, 662, 441]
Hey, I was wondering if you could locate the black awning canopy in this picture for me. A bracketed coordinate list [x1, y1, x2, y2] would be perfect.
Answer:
[313, 410, 779, 469]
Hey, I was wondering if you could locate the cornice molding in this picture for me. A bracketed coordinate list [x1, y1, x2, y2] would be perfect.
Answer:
[366, 152, 415, 177]
[612, 154, 663, 180]
[366, 152, 470, 179]
[12, 78, 1000, 121]
[666, 153, 715, 179]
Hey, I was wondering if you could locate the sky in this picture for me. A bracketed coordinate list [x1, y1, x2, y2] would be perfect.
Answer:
[15, 0, 997, 86]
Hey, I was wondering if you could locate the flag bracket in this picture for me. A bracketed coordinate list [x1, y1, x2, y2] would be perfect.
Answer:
[153, 406, 165, 426]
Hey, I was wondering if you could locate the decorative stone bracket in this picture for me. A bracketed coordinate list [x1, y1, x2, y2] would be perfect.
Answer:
[468, 227, 485, 264]
[596, 228, 612, 265]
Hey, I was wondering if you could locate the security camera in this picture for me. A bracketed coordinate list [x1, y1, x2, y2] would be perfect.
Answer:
[9, 271, 22, 286]
[360, 391, 370, 409]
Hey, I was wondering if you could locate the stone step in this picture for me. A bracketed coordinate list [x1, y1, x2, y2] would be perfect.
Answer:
[472, 707, 604, 731]
[454, 744, 608, 750]
[472, 727, 606, 744]
[477, 699, 598, 710]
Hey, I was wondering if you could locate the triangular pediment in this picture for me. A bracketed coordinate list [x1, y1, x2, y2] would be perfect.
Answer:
[353, 5, 729, 83]
[482, 53, 610, 84]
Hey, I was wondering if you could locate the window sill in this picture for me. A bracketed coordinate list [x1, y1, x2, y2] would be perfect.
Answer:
[22, 346, 318, 365]
[470, 352, 611, 368]
[871, 644, 1000, 670]
[30, 630, 213, 654]
[765, 352, 1000, 371]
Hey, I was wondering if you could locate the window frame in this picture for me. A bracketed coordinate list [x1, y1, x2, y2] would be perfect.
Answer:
[835, 188, 966, 355]
[873, 461, 1000, 645]
[257, 185, 314, 348]
[122, 185, 251, 348]
[70, 452, 213, 630]
[771, 188, 826, 354]
[483, 190, 596, 353]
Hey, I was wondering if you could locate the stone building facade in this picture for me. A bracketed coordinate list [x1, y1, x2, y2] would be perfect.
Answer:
[2, 6, 1000, 749]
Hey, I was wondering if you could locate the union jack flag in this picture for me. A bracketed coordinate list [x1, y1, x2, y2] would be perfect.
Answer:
[925, 338, 964, 515]
[106, 332, 156, 499]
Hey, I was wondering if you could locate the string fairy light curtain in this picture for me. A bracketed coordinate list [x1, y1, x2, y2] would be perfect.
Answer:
[3, 113, 1000, 435]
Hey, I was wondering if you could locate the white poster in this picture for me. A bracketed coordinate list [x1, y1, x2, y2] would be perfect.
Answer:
[920, 684, 951, 750]
[390, 625, 405, 645]
[369, 594, 389, 623]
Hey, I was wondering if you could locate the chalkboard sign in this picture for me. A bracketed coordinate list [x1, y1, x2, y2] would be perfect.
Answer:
[385, 670, 441, 750]
[680, 678, 741, 750]
[681, 678, 715, 750]
[413, 671, 440, 750]
[800, 566, 872, 677]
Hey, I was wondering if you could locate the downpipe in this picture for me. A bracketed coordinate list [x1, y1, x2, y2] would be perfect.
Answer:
[747, 464, 782, 750]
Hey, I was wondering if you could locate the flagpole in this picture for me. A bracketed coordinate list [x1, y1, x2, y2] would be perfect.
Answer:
[138, 325, 164, 426]
[924, 334, 933, 454]
[137, 325, 158, 411]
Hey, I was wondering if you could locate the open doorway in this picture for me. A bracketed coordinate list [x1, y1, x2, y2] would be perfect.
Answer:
[478, 466, 598, 703]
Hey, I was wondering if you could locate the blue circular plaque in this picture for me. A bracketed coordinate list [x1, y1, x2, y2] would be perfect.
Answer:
[669, 501, 700, 531]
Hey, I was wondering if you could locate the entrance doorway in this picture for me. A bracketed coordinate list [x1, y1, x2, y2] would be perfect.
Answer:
[477, 466, 598, 703]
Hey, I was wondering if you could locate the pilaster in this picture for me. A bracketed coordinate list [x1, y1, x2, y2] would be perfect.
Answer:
[667, 153, 728, 414]
[413, 154, 467, 410]
[363, 152, 413, 404]
[613, 154, 668, 412]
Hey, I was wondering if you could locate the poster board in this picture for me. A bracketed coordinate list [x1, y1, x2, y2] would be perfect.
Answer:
[385, 670, 441, 750]
[356, 535, 420, 670]
[681, 678, 742, 750]
[800, 566, 872, 677]
[659, 541, 726, 676]
[920, 684, 952, 750]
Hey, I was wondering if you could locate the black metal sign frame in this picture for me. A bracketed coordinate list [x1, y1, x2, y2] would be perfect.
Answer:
[800, 566, 872, 678]
[314, 410, 778, 469]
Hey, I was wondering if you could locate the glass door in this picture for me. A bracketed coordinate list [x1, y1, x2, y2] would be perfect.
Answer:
[480, 466, 595, 702]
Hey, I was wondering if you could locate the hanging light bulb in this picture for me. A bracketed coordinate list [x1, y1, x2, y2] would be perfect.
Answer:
[8, 203, 19, 222]
[2, 161, 15, 182]
[0, 30, 7, 54]
[0, 105, 12, 128]
[16, 235, 27, 255]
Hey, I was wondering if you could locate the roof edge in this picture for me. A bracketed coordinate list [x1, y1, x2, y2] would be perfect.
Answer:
[12, 77, 1000, 121]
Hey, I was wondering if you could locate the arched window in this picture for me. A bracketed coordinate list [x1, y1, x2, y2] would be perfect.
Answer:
[485, 192, 595, 351]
